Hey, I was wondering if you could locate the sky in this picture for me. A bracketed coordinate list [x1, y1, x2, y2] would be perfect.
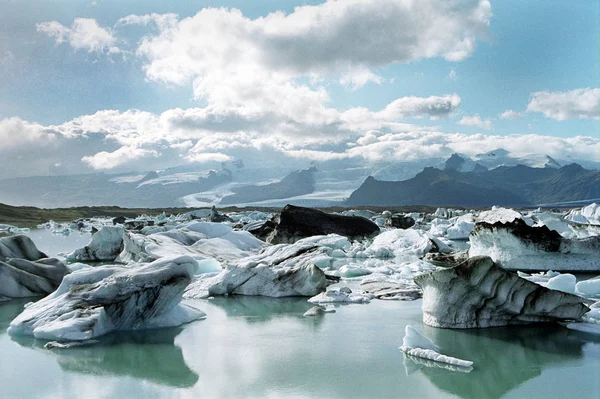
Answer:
[0, 0, 598, 178]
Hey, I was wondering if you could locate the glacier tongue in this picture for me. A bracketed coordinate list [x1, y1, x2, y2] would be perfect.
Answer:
[8, 256, 206, 341]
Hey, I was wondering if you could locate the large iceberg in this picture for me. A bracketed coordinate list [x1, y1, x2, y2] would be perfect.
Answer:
[184, 242, 328, 298]
[118, 222, 265, 265]
[0, 234, 47, 261]
[8, 256, 205, 341]
[469, 219, 600, 271]
[414, 256, 589, 328]
[0, 235, 69, 299]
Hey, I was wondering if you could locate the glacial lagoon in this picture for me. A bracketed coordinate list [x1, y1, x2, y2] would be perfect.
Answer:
[0, 230, 599, 399]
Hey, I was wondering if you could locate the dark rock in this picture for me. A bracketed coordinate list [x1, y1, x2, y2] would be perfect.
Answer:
[414, 256, 589, 328]
[209, 206, 233, 223]
[387, 214, 415, 229]
[112, 216, 126, 225]
[255, 205, 380, 244]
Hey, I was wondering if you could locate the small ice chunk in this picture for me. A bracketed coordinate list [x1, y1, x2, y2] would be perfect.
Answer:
[546, 273, 576, 294]
[303, 306, 336, 317]
[565, 322, 600, 335]
[576, 279, 600, 297]
[307, 289, 371, 304]
[399, 325, 473, 369]
[400, 325, 439, 352]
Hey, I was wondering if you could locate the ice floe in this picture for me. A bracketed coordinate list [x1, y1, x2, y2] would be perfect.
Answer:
[399, 325, 473, 370]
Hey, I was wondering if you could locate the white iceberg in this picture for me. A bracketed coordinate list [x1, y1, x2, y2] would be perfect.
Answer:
[8, 256, 206, 341]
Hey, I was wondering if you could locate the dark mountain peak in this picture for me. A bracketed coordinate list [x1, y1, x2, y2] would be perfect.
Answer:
[444, 153, 466, 171]
[559, 163, 584, 176]
[473, 163, 488, 173]
[545, 155, 561, 169]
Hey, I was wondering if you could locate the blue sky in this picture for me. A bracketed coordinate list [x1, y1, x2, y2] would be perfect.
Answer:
[0, 0, 598, 177]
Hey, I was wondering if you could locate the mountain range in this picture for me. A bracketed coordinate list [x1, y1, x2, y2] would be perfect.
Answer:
[0, 150, 598, 208]
[346, 155, 600, 207]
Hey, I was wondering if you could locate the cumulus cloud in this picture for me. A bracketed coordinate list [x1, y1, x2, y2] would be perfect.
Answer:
[37, 18, 120, 54]
[527, 88, 600, 120]
[499, 109, 523, 120]
[457, 115, 492, 129]
[135, 0, 491, 100]
[2, 102, 599, 180]
[82, 146, 158, 170]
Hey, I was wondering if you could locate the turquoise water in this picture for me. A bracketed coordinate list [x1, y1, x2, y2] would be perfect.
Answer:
[1, 296, 599, 399]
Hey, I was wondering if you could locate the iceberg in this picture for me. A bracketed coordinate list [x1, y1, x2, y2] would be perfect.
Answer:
[0, 235, 70, 299]
[66, 226, 124, 262]
[8, 256, 206, 341]
[414, 256, 589, 328]
[184, 242, 328, 298]
[469, 218, 600, 271]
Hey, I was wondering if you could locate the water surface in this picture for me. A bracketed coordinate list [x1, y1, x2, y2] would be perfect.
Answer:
[1, 296, 599, 399]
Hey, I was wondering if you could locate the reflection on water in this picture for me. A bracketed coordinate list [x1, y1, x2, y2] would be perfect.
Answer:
[1, 295, 599, 398]
[207, 296, 314, 322]
[11, 327, 199, 388]
[416, 325, 587, 399]
[0, 299, 30, 334]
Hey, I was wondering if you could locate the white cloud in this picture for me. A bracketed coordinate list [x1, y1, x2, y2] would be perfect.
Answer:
[448, 69, 457, 80]
[37, 18, 121, 54]
[2, 102, 599, 180]
[135, 0, 491, 99]
[116, 13, 179, 30]
[457, 114, 492, 129]
[499, 109, 523, 120]
[339, 67, 383, 90]
[82, 146, 158, 170]
[527, 88, 600, 120]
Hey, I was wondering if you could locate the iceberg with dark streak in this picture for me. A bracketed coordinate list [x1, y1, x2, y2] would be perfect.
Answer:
[469, 219, 600, 271]
[414, 256, 589, 328]
[184, 242, 327, 298]
[8, 256, 205, 341]
[0, 235, 70, 299]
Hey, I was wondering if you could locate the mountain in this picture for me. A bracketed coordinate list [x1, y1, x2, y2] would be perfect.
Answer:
[444, 154, 488, 173]
[220, 167, 317, 205]
[0, 148, 597, 208]
[346, 163, 600, 207]
[0, 168, 232, 208]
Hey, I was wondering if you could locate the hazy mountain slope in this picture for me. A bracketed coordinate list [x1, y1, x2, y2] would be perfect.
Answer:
[347, 164, 600, 207]
[220, 168, 316, 205]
